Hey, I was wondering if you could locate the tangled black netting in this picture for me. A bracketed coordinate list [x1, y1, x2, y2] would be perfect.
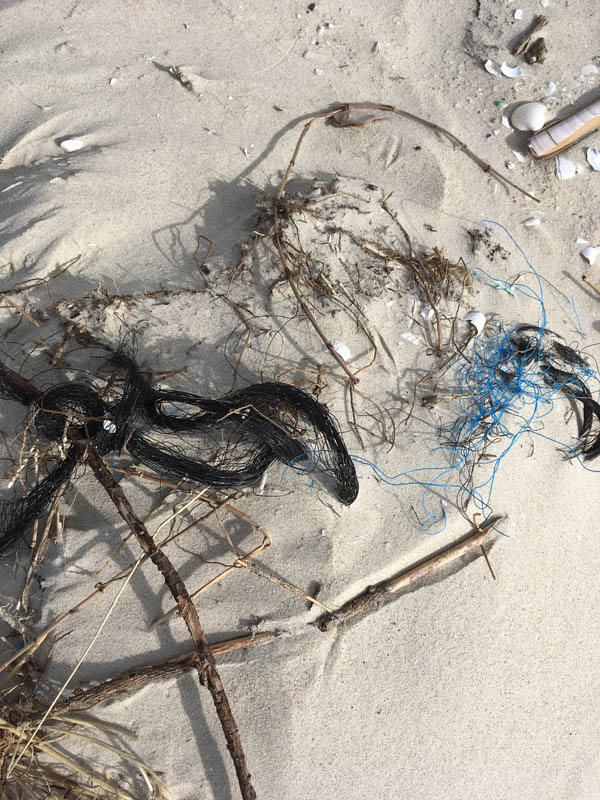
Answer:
[0, 352, 358, 552]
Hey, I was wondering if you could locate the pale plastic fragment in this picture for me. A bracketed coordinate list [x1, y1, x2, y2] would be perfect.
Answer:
[555, 156, 578, 180]
[59, 138, 84, 152]
[576, 237, 589, 244]
[420, 306, 434, 322]
[513, 8, 523, 19]
[540, 0, 549, 7]
[500, 63, 523, 79]
[103, 419, 117, 434]
[546, 81, 557, 95]
[501, 115, 511, 129]
[330, 339, 351, 361]
[581, 246, 600, 265]
[484, 60, 500, 76]
[586, 148, 600, 171]
[581, 64, 599, 75]
[464, 311, 486, 336]
[522, 217, 541, 226]
[511, 102, 547, 132]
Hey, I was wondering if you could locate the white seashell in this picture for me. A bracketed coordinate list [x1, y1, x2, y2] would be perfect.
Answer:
[581, 64, 599, 76]
[528, 97, 600, 158]
[330, 339, 351, 361]
[511, 102, 547, 132]
[484, 60, 500, 76]
[500, 63, 523, 79]
[522, 217, 541, 226]
[513, 8, 523, 19]
[501, 115, 511, 129]
[464, 311, 487, 336]
[59, 138, 84, 152]
[587, 148, 600, 171]
[581, 246, 600, 265]
[555, 156, 578, 180]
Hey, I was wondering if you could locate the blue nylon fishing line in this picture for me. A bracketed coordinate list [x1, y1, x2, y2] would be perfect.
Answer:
[280, 220, 600, 535]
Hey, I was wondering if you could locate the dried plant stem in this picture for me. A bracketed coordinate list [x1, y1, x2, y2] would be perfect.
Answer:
[84, 449, 257, 800]
[315, 516, 503, 631]
[51, 631, 278, 715]
[582, 275, 600, 297]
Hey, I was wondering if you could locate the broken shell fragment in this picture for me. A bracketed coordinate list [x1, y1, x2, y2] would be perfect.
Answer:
[484, 60, 500, 76]
[587, 148, 600, 171]
[522, 217, 541, 226]
[511, 102, 547, 132]
[528, 97, 600, 159]
[464, 311, 486, 336]
[59, 138, 84, 152]
[555, 156, 578, 180]
[500, 63, 524, 79]
[581, 246, 600, 265]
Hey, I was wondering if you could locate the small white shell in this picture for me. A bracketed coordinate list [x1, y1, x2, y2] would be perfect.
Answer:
[500, 63, 524, 79]
[555, 156, 578, 180]
[581, 246, 600, 265]
[464, 311, 487, 336]
[59, 138, 84, 152]
[513, 8, 523, 19]
[511, 102, 547, 132]
[484, 60, 500, 76]
[330, 339, 351, 361]
[587, 148, 600, 171]
[522, 217, 541, 227]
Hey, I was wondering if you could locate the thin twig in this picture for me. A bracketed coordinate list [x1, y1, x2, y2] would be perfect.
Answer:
[315, 515, 504, 631]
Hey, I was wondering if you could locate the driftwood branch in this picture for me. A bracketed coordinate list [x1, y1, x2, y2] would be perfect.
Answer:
[315, 516, 503, 631]
[51, 631, 278, 715]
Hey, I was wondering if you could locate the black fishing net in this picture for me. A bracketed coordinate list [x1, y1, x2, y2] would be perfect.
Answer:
[0, 350, 359, 552]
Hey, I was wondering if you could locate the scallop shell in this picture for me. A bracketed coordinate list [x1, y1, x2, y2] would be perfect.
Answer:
[528, 96, 600, 158]
[330, 339, 351, 362]
[511, 102, 547, 132]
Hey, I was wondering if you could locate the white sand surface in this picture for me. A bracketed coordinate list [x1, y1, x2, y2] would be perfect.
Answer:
[1, 1, 600, 798]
